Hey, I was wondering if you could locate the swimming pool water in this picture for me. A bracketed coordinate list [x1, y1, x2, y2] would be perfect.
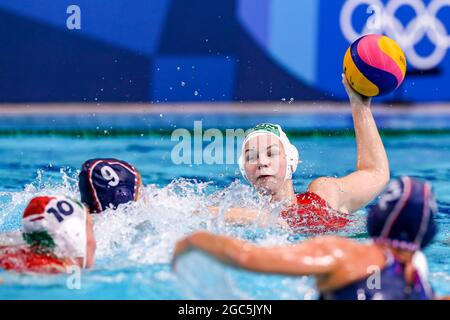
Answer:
[0, 129, 449, 299]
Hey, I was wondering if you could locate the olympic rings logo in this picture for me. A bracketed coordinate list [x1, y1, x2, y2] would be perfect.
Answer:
[340, 0, 450, 70]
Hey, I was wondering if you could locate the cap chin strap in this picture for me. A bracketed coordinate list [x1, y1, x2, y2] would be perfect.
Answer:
[53, 204, 88, 268]
[238, 129, 299, 182]
[47, 198, 88, 268]
[284, 142, 299, 180]
[76, 206, 87, 269]
[80, 208, 87, 269]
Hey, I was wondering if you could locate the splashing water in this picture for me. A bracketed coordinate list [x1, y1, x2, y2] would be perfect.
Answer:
[0, 167, 367, 299]
[1, 133, 450, 298]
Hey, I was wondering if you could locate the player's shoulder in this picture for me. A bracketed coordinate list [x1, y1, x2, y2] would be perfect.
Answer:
[308, 177, 340, 191]
[307, 177, 342, 208]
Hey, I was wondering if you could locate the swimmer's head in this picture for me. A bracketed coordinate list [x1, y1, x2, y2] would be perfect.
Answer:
[22, 196, 96, 268]
[238, 123, 299, 193]
[79, 158, 142, 213]
[368, 177, 438, 251]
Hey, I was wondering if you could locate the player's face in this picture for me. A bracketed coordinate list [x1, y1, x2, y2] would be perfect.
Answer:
[243, 134, 287, 194]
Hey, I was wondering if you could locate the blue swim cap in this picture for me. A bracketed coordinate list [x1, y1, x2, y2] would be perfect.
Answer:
[79, 158, 141, 213]
[367, 177, 437, 251]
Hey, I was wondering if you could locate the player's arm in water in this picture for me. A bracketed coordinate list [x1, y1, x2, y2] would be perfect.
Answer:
[207, 206, 260, 224]
[173, 231, 340, 276]
[172, 231, 450, 300]
[204, 206, 290, 229]
[308, 75, 390, 213]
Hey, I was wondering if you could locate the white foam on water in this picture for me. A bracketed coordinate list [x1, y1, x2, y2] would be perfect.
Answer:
[0, 168, 80, 233]
[92, 178, 292, 268]
[0, 168, 369, 298]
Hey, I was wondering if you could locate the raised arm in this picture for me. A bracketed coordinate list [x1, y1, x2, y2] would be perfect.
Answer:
[308, 75, 389, 213]
[173, 231, 341, 276]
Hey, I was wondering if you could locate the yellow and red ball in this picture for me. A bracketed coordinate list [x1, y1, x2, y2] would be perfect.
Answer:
[343, 34, 407, 97]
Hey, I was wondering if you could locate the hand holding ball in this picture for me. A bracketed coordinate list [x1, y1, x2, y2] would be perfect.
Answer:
[343, 34, 406, 97]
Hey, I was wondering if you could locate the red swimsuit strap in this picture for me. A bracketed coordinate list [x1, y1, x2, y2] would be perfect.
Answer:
[296, 191, 328, 207]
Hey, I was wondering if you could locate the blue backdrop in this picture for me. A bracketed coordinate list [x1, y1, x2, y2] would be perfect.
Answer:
[0, 0, 449, 103]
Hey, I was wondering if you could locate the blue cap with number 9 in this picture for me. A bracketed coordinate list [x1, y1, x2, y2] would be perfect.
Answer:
[79, 158, 141, 213]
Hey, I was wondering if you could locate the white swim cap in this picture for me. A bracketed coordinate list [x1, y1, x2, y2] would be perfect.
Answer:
[238, 123, 299, 182]
[22, 196, 88, 268]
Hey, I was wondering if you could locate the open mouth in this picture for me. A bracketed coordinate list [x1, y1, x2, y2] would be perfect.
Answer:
[257, 175, 273, 181]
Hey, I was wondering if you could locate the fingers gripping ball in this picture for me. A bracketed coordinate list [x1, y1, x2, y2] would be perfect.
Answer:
[343, 34, 406, 97]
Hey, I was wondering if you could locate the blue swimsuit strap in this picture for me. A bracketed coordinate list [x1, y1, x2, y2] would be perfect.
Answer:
[320, 249, 430, 300]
